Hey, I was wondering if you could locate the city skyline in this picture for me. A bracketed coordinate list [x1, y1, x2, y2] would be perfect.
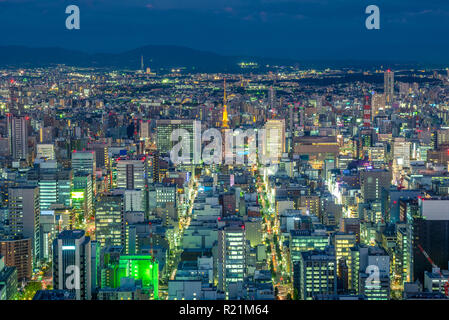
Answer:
[1, 0, 449, 308]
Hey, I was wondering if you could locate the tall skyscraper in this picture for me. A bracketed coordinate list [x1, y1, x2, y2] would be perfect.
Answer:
[95, 194, 125, 248]
[139, 120, 150, 140]
[89, 142, 109, 169]
[150, 151, 160, 183]
[371, 93, 385, 118]
[116, 158, 146, 190]
[384, 70, 394, 105]
[7, 115, 28, 161]
[72, 173, 93, 218]
[218, 224, 246, 294]
[363, 95, 372, 129]
[268, 85, 277, 111]
[0, 237, 32, 281]
[334, 232, 357, 284]
[8, 186, 40, 263]
[263, 119, 285, 164]
[53, 230, 92, 300]
[392, 138, 411, 183]
[396, 224, 413, 285]
[412, 199, 449, 283]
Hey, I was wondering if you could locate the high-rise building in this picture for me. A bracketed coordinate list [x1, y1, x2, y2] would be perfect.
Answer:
[220, 193, 236, 217]
[295, 248, 337, 300]
[363, 95, 372, 129]
[27, 162, 72, 211]
[72, 173, 93, 218]
[392, 138, 411, 183]
[290, 230, 329, 263]
[299, 195, 320, 216]
[116, 158, 146, 190]
[95, 194, 125, 248]
[89, 142, 109, 169]
[384, 70, 394, 105]
[123, 189, 145, 213]
[0, 255, 18, 300]
[334, 232, 357, 285]
[53, 230, 92, 300]
[40, 210, 56, 262]
[0, 236, 32, 281]
[396, 224, 413, 285]
[72, 151, 96, 176]
[156, 119, 200, 164]
[150, 151, 160, 183]
[263, 119, 285, 164]
[7, 115, 28, 161]
[149, 184, 177, 209]
[218, 224, 246, 293]
[268, 85, 277, 111]
[356, 246, 391, 300]
[360, 169, 391, 203]
[371, 93, 385, 118]
[412, 199, 449, 283]
[341, 218, 361, 243]
[244, 218, 263, 247]
[8, 185, 40, 263]
[139, 120, 150, 140]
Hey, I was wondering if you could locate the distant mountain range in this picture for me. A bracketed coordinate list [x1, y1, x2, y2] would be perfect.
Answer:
[0, 45, 425, 72]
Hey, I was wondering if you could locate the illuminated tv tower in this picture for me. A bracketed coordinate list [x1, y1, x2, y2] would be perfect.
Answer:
[222, 79, 229, 128]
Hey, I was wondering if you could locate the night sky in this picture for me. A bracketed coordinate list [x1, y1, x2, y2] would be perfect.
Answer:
[0, 0, 448, 63]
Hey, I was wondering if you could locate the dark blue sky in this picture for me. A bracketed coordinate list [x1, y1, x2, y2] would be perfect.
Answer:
[0, 0, 449, 63]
